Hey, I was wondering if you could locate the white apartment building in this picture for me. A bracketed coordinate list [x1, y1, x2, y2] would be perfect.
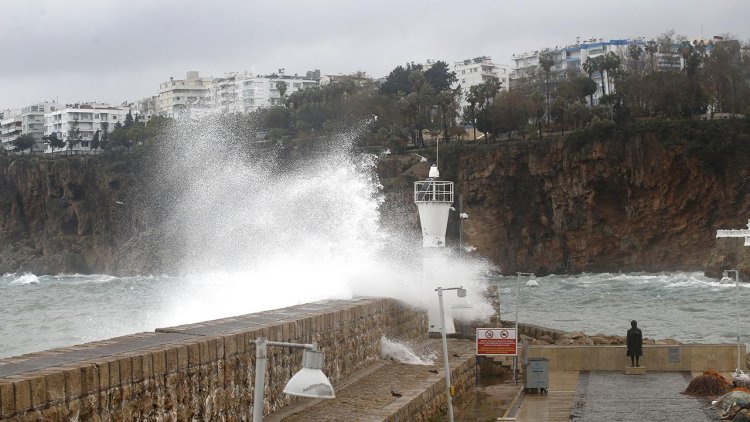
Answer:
[156, 71, 213, 118]
[510, 37, 685, 104]
[44, 103, 129, 154]
[0, 109, 21, 151]
[22, 102, 61, 151]
[205, 70, 320, 114]
[451, 56, 510, 110]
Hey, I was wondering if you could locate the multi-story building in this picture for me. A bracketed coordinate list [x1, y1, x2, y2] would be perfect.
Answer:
[451, 56, 510, 110]
[0, 109, 22, 151]
[156, 71, 214, 118]
[209, 70, 320, 114]
[44, 103, 129, 154]
[21, 102, 61, 151]
[510, 37, 688, 104]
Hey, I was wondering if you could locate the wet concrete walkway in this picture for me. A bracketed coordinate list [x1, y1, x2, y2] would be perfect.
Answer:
[269, 339, 477, 421]
[511, 370, 721, 421]
[570, 371, 719, 421]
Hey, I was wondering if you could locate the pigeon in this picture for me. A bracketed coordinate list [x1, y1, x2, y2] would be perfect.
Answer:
[391, 390, 402, 397]
[428, 369, 439, 374]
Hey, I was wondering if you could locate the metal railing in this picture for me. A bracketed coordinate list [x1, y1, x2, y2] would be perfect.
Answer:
[414, 180, 454, 203]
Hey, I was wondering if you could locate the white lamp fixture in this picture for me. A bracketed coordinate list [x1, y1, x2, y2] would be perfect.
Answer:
[283, 349, 335, 398]
[435, 286, 472, 422]
[253, 338, 335, 422]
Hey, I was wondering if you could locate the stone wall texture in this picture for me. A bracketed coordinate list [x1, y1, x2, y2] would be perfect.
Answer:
[0, 298, 427, 421]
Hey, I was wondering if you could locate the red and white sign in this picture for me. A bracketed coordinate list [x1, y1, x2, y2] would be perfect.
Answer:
[476, 328, 517, 356]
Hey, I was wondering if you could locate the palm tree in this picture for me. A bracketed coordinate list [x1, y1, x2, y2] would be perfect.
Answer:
[539, 53, 555, 127]
[644, 40, 658, 73]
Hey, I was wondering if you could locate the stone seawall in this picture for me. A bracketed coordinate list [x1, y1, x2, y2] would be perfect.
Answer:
[0, 298, 427, 421]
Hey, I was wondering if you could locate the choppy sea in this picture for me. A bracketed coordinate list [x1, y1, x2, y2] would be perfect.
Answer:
[1, 271, 747, 359]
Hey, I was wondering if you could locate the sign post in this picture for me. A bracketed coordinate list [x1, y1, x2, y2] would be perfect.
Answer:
[476, 328, 517, 356]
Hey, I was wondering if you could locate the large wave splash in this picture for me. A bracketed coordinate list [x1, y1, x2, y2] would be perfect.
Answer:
[140, 112, 494, 323]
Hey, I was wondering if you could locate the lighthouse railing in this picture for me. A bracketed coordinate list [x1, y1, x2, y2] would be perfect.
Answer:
[414, 180, 454, 203]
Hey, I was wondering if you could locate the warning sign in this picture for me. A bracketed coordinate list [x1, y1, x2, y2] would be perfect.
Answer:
[476, 328, 517, 356]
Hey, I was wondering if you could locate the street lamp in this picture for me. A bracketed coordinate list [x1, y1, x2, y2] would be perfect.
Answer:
[435, 286, 472, 422]
[720, 270, 743, 375]
[515, 272, 535, 383]
[252, 337, 335, 422]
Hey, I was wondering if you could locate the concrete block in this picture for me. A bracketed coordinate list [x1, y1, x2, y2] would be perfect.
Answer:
[81, 364, 99, 395]
[96, 362, 109, 390]
[45, 372, 65, 403]
[142, 352, 153, 379]
[14, 379, 31, 412]
[131, 355, 143, 382]
[165, 348, 178, 374]
[188, 343, 200, 367]
[625, 366, 646, 375]
[224, 336, 237, 358]
[151, 350, 166, 377]
[199, 341, 210, 365]
[64, 367, 82, 399]
[177, 345, 189, 371]
[0, 381, 14, 417]
[119, 357, 132, 384]
[29, 375, 46, 408]
[108, 359, 120, 388]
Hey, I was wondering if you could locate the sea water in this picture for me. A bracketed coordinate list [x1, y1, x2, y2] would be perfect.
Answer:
[494, 272, 749, 345]
[2, 271, 745, 358]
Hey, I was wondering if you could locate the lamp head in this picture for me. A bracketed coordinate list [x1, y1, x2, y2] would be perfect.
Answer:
[283, 349, 335, 399]
[451, 288, 473, 309]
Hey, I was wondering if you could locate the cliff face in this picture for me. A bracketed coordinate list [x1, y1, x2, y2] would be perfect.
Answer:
[0, 156, 135, 274]
[449, 133, 750, 276]
[2, 123, 748, 277]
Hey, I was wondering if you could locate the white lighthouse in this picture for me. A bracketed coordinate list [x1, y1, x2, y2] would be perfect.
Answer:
[414, 164, 454, 247]
[415, 164, 457, 334]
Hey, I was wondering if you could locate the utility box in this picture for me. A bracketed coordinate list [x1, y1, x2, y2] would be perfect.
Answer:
[523, 357, 549, 393]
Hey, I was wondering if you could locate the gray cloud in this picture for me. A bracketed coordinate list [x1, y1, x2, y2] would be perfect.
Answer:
[1, 0, 747, 108]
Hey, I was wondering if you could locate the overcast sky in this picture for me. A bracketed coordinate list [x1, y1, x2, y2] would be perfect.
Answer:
[1, 0, 747, 110]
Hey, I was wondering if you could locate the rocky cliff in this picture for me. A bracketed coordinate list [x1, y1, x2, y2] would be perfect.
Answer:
[2, 120, 748, 277]
[439, 120, 750, 277]
[0, 155, 136, 274]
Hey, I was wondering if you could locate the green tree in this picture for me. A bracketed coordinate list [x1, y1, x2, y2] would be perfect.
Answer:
[12, 134, 35, 154]
[423, 60, 457, 93]
[43, 132, 65, 156]
[466, 79, 502, 141]
[538, 53, 555, 126]
[644, 40, 659, 73]
[67, 118, 81, 154]
[529, 91, 546, 138]
[276, 80, 288, 105]
[91, 130, 100, 152]
[100, 122, 110, 150]
[123, 111, 134, 129]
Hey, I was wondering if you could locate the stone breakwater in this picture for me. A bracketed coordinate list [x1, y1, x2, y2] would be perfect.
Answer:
[0, 298, 427, 421]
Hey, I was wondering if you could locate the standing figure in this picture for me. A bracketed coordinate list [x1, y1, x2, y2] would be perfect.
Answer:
[627, 320, 643, 367]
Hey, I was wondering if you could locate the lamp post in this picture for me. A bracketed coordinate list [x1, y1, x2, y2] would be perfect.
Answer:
[252, 337, 335, 422]
[514, 272, 535, 383]
[720, 270, 742, 374]
[435, 286, 472, 422]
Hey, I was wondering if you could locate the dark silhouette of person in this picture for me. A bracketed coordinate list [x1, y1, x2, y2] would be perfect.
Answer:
[627, 320, 643, 367]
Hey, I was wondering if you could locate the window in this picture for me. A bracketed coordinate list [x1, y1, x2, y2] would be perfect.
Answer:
[94, 114, 99, 119]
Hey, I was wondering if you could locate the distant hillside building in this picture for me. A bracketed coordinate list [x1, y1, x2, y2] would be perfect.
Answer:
[44, 103, 129, 154]
[205, 70, 321, 114]
[22, 102, 62, 151]
[510, 37, 689, 104]
[156, 71, 214, 118]
[451, 56, 510, 110]
[0, 109, 22, 152]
